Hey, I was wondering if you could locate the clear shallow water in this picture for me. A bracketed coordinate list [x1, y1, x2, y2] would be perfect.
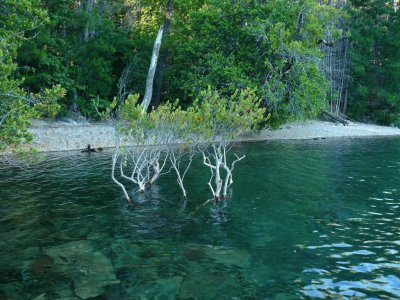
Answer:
[0, 138, 400, 299]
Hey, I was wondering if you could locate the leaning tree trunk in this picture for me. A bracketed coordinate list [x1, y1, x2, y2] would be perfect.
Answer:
[142, 24, 164, 112]
[153, 0, 173, 108]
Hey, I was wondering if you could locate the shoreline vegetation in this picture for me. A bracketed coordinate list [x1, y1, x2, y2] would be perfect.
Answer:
[28, 119, 400, 153]
[3, 1, 400, 161]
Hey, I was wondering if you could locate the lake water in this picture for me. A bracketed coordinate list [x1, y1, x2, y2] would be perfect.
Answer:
[0, 138, 400, 299]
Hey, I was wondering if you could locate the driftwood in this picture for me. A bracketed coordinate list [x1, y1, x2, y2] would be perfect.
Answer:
[338, 112, 355, 122]
[322, 110, 349, 125]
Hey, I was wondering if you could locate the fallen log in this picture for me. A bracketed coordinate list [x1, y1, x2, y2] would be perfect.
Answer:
[322, 111, 349, 126]
[338, 112, 355, 122]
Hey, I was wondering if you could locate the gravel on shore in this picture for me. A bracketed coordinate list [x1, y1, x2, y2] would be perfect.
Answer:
[28, 119, 400, 152]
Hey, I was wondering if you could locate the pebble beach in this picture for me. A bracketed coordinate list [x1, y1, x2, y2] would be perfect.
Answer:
[28, 119, 400, 152]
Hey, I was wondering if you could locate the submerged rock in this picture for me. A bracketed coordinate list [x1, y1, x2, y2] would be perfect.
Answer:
[44, 240, 119, 299]
[31, 255, 54, 273]
[204, 245, 251, 268]
[183, 248, 206, 261]
[1, 246, 40, 270]
[109, 239, 141, 269]
[115, 266, 137, 283]
[147, 276, 183, 298]
[0, 281, 26, 300]
[125, 276, 183, 298]
[179, 272, 235, 299]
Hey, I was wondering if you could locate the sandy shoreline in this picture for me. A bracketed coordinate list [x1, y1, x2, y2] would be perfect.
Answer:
[27, 120, 400, 152]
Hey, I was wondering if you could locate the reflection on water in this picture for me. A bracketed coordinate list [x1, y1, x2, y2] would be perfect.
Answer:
[299, 191, 400, 299]
[0, 138, 399, 299]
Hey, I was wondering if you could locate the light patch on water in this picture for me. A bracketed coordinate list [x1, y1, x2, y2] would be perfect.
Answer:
[368, 275, 400, 297]
[383, 191, 393, 194]
[369, 197, 383, 201]
[382, 263, 400, 270]
[327, 222, 342, 227]
[331, 243, 352, 248]
[368, 211, 383, 215]
[352, 263, 380, 273]
[301, 276, 400, 299]
[342, 250, 375, 256]
[347, 218, 363, 222]
[379, 218, 393, 222]
[307, 244, 331, 250]
[375, 257, 386, 262]
[363, 240, 382, 244]
[302, 268, 330, 275]
[351, 261, 400, 273]
[339, 290, 366, 297]
[307, 243, 351, 250]
[385, 249, 399, 255]
[301, 288, 325, 299]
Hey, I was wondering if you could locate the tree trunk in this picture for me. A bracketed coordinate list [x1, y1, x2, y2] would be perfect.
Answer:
[79, 0, 96, 44]
[295, 11, 304, 40]
[152, 0, 173, 108]
[153, 53, 167, 108]
[142, 24, 164, 113]
[84, 0, 95, 42]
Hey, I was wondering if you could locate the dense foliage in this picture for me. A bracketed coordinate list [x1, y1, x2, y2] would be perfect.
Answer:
[0, 0, 64, 156]
[347, 0, 400, 125]
[167, 0, 333, 125]
[10, 0, 336, 123]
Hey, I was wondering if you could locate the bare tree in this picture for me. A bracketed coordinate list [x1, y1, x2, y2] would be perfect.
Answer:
[169, 144, 195, 199]
[320, 0, 351, 115]
[117, 64, 134, 104]
[111, 146, 131, 201]
[200, 139, 245, 201]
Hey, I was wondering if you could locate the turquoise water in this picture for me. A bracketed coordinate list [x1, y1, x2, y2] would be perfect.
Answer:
[0, 138, 400, 299]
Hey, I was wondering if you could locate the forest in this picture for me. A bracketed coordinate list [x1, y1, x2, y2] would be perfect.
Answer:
[1, 0, 400, 153]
